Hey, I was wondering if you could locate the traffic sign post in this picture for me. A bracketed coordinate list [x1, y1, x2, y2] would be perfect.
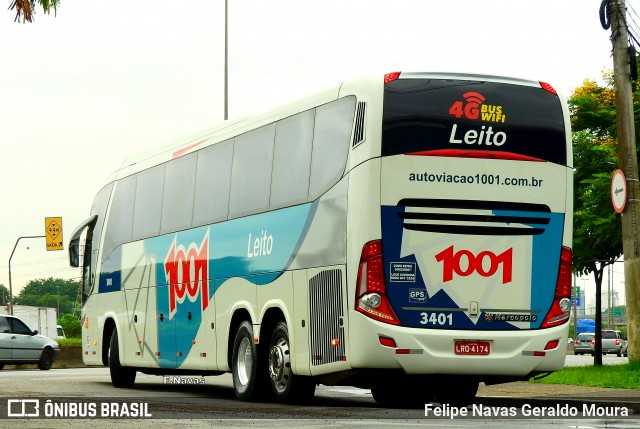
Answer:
[45, 217, 63, 251]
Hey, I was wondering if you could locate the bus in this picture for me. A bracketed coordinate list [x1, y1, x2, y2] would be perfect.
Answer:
[69, 72, 573, 408]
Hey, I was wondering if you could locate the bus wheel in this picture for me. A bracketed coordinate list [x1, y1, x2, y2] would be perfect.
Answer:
[232, 321, 269, 401]
[371, 376, 434, 408]
[109, 330, 136, 388]
[268, 321, 316, 404]
[435, 377, 478, 407]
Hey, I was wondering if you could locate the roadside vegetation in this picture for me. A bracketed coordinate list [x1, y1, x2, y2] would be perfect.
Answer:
[531, 361, 640, 389]
[57, 338, 81, 346]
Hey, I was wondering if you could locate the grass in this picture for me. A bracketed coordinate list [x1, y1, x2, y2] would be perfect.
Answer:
[531, 361, 640, 389]
[58, 338, 81, 346]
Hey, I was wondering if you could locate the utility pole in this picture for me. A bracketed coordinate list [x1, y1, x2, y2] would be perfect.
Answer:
[610, 0, 640, 362]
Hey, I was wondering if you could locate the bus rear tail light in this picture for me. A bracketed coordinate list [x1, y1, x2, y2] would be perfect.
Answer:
[541, 247, 572, 328]
[384, 72, 401, 84]
[539, 82, 557, 95]
[355, 240, 400, 325]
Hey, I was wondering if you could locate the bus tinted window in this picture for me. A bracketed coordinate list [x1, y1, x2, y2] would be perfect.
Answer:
[103, 175, 136, 259]
[132, 164, 165, 240]
[161, 152, 196, 234]
[383, 79, 567, 165]
[309, 96, 355, 199]
[87, 182, 113, 294]
[193, 139, 234, 226]
[229, 124, 276, 218]
[271, 110, 314, 209]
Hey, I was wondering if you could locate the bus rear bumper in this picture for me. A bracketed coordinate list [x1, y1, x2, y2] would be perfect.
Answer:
[347, 311, 569, 378]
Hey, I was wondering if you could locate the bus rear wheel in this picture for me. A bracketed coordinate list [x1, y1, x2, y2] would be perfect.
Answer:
[109, 330, 136, 388]
[267, 321, 316, 404]
[232, 321, 269, 401]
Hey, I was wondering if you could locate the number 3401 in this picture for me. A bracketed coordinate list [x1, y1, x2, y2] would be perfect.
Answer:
[419, 312, 453, 326]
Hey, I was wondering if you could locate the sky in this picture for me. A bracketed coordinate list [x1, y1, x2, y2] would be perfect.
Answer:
[0, 0, 632, 307]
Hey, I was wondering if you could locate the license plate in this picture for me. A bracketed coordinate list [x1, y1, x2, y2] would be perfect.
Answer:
[454, 341, 490, 355]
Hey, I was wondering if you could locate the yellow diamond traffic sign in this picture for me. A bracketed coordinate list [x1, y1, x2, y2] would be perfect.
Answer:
[45, 217, 63, 251]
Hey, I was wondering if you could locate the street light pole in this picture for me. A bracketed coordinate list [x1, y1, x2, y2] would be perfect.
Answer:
[8, 235, 45, 315]
[224, 0, 228, 120]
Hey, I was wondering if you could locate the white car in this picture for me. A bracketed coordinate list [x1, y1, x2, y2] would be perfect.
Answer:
[0, 314, 60, 370]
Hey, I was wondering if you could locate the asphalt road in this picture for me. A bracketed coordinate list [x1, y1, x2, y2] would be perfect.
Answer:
[0, 355, 635, 428]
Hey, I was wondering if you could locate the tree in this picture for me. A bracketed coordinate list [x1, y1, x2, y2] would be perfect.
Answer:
[8, 0, 59, 23]
[58, 313, 80, 338]
[0, 284, 14, 306]
[569, 76, 625, 365]
[16, 277, 79, 316]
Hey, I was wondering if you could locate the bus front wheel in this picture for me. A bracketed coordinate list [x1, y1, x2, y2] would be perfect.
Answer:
[109, 330, 136, 388]
[267, 321, 316, 404]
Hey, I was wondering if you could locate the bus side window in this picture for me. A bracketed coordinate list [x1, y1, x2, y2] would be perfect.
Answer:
[132, 164, 165, 240]
[309, 96, 356, 200]
[193, 139, 234, 227]
[161, 152, 197, 234]
[103, 175, 136, 261]
[229, 124, 276, 219]
[270, 110, 314, 209]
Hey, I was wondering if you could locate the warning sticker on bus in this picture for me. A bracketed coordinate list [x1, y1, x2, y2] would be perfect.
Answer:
[389, 262, 416, 282]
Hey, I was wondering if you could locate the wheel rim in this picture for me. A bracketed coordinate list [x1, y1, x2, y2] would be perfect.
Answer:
[269, 335, 291, 394]
[236, 337, 253, 388]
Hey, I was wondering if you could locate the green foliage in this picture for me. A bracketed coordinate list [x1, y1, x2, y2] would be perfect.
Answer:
[16, 277, 79, 316]
[569, 80, 623, 279]
[58, 313, 81, 338]
[9, 0, 60, 23]
[57, 337, 81, 346]
[0, 284, 13, 305]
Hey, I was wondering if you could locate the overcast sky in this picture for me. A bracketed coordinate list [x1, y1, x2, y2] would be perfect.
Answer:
[0, 0, 630, 307]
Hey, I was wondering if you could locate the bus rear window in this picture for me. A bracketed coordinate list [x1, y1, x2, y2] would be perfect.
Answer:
[382, 79, 567, 165]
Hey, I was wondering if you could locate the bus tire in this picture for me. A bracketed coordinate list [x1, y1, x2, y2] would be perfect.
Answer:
[109, 330, 136, 388]
[371, 376, 433, 408]
[268, 321, 316, 404]
[435, 377, 478, 407]
[232, 321, 269, 401]
[37, 348, 53, 370]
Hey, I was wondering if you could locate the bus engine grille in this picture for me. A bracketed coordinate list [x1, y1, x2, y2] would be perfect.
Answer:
[309, 269, 346, 366]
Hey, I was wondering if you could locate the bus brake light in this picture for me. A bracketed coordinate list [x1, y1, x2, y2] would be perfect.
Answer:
[355, 240, 400, 325]
[539, 82, 557, 95]
[384, 72, 401, 84]
[541, 247, 572, 328]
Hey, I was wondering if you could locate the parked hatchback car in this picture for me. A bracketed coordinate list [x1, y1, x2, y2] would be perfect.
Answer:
[0, 315, 60, 370]
[573, 332, 595, 355]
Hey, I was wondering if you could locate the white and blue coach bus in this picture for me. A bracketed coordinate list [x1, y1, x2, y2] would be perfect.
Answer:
[69, 72, 573, 408]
